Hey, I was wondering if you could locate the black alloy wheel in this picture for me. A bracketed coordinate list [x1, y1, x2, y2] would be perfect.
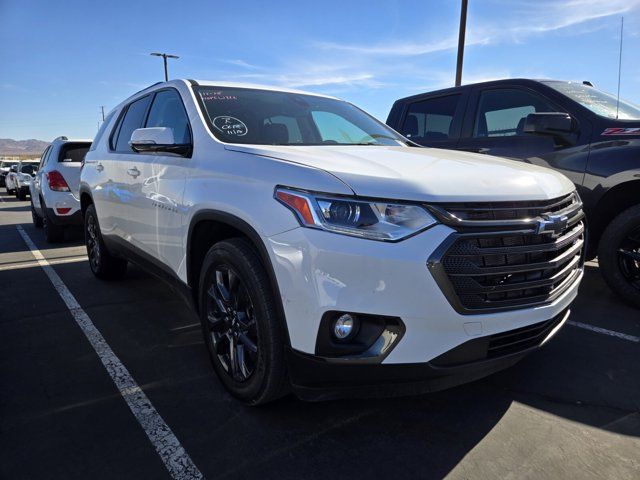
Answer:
[83, 204, 127, 280]
[205, 265, 259, 382]
[198, 238, 288, 405]
[599, 205, 640, 309]
[86, 211, 101, 273]
[617, 224, 640, 291]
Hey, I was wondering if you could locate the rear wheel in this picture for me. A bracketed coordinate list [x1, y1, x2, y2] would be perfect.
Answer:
[198, 238, 288, 405]
[17, 188, 26, 201]
[84, 204, 127, 280]
[41, 198, 65, 243]
[31, 200, 43, 228]
[598, 204, 640, 309]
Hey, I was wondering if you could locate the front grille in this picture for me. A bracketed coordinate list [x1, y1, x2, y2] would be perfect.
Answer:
[487, 311, 565, 358]
[431, 309, 568, 367]
[428, 193, 585, 313]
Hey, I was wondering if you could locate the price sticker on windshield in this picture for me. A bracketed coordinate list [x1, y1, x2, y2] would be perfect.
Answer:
[212, 116, 248, 137]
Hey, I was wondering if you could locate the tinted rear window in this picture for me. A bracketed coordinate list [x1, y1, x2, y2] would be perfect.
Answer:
[59, 142, 91, 162]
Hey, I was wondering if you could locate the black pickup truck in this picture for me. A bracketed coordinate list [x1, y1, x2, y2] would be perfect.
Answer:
[387, 79, 640, 308]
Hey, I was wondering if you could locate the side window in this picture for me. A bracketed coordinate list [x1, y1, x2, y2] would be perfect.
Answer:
[90, 110, 116, 151]
[145, 90, 191, 144]
[113, 95, 152, 152]
[402, 94, 460, 141]
[263, 115, 303, 144]
[474, 89, 556, 138]
[40, 146, 52, 167]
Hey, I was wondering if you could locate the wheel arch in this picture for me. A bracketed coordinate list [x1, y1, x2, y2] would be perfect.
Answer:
[79, 186, 94, 216]
[590, 179, 640, 249]
[187, 210, 291, 346]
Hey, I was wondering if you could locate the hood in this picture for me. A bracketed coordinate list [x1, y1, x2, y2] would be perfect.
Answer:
[225, 145, 575, 202]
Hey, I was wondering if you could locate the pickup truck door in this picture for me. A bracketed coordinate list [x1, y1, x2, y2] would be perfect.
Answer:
[456, 85, 590, 188]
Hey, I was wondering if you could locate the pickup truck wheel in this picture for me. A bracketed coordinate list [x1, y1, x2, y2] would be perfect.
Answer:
[31, 200, 43, 228]
[199, 238, 288, 405]
[598, 204, 640, 309]
[84, 204, 127, 280]
[41, 198, 65, 243]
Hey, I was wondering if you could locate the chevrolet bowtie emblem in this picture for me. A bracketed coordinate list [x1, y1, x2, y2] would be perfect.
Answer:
[535, 214, 569, 238]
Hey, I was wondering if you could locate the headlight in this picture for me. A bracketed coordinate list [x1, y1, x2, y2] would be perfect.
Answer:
[275, 187, 437, 241]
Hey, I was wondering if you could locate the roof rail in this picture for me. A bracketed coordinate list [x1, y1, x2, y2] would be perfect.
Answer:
[54, 136, 68, 141]
[131, 81, 164, 97]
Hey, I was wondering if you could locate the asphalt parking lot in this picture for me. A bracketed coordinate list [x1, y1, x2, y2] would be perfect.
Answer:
[1, 190, 639, 480]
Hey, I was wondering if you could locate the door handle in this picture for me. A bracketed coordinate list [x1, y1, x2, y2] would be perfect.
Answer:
[459, 147, 490, 154]
[95, 163, 104, 172]
[127, 167, 140, 178]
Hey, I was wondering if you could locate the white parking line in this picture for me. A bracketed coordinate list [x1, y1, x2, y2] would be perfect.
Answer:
[0, 255, 87, 271]
[568, 320, 639, 343]
[16, 225, 204, 480]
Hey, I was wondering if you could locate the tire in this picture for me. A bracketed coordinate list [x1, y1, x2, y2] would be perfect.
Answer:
[598, 204, 640, 309]
[84, 204, 127, 280]
[31, 200, 43, 228]
[198, 238, 288, 405]
[41, 198, 65, 243]
[17, 189, 26, 201]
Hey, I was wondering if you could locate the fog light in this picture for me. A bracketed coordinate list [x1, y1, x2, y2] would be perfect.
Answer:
[333, 314, 356, 340]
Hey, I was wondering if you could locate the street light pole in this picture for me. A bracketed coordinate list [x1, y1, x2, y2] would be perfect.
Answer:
[455, 0, 468, 87]
[150, 52, 179, 81]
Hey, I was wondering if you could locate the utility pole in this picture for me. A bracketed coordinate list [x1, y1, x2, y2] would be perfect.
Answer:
[455, 0, 469, 87]
[100, 106, 105, 122]
[150, 52, 179, 81]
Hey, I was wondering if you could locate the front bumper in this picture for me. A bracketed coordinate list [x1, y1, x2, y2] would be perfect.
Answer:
[267, 225, 581, 363]
[288, 308, 570, 401]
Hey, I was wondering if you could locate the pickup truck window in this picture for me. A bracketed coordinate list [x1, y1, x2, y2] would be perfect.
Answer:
[542, 81, 640, 120]
[474, 89, 555, 137]
[194, 86, 405, 146]
[402, 94, 459, 141]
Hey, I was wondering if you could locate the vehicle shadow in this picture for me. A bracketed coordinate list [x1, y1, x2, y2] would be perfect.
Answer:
[3, 228, 638, 479]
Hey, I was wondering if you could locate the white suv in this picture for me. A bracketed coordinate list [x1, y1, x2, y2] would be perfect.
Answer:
[31, 137, 91, 242]
[81, 80, 585, 405]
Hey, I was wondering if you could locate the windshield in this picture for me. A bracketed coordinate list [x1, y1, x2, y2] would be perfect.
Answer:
[194, 86, 406, 146]
[543, 81, 640, 120]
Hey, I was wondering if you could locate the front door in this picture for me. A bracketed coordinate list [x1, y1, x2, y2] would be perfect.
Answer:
[457, 86, 590, 188]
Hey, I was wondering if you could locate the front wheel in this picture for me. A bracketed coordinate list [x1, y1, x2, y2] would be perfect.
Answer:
[598, 204, 640, 309]
[198, 238, 288, 405]
[84, 204, 127, 280]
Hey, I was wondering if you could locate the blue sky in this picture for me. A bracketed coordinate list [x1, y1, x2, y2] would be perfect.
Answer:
[1, 0, 639, 141]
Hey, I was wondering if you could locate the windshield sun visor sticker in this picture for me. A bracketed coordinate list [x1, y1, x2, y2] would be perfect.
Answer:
[602, 127, 640, 136]
[212, 116, 248, 136]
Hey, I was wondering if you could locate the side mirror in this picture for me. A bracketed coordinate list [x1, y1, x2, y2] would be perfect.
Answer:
[523, 112, 577, 145]
[129, 127, 191, 156]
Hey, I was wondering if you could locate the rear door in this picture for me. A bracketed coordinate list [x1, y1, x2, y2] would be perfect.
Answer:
[103, 94, 153, 240]
[393, 90, 468, 150]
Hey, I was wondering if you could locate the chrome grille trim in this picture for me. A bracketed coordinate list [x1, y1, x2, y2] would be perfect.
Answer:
[427, 192, 585, 314]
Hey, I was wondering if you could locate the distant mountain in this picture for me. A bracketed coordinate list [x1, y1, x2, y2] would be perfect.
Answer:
[0, 138, 49, 156]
